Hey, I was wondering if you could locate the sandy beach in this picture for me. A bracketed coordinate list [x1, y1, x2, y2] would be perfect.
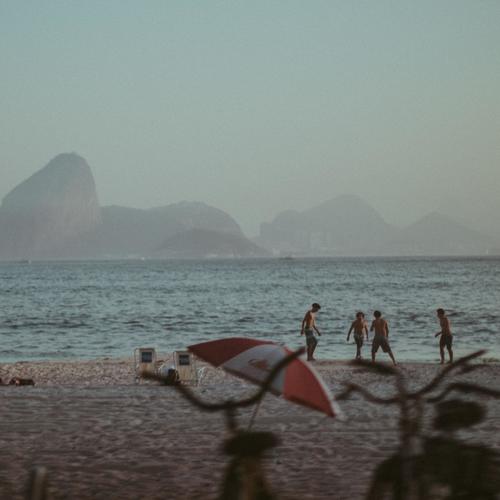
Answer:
[1, 356, 499, 499]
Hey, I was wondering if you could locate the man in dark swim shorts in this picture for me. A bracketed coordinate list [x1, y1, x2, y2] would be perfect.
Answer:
[370, 310, 397, 366]
[301, 303, 322, 361]
[372, 334, 391, 353]
[434, 308, 453, 364]
[305, 329, 318, 349]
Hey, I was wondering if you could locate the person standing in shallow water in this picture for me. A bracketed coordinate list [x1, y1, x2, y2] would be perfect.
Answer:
[370, 310, 397, 366]
[301, 303, 322, 361]
[435, 308, 453, 364]
[347, 312, 369, 360]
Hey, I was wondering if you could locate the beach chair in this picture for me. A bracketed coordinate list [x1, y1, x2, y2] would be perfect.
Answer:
[134, 347, 158, 382]
[173, 350, 201, 385]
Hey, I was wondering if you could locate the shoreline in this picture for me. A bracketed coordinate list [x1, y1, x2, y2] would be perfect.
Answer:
[1, 356, 499, 387]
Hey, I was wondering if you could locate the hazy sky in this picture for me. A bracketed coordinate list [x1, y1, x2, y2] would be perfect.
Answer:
[1, 1, 499, 236]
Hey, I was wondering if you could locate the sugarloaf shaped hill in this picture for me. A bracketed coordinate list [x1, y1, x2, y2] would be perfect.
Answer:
[0, 154, 268, 260]
[0, 154, 497, 260]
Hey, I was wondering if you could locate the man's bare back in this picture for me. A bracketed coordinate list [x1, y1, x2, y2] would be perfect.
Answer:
[439, 316, 452, 336]
[371, 317, 389, 337]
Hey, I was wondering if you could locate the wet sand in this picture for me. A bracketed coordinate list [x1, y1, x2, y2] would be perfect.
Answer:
[1, 356, 499, 499]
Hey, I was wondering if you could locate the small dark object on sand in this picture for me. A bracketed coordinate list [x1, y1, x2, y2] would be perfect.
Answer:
[9, 377, 35, 386]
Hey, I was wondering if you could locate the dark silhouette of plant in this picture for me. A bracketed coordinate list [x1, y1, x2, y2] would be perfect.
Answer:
[337, 350, 500, 500]
[145, 348, 305, 500]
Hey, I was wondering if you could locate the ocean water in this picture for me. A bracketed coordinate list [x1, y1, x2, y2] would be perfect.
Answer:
[0, 258, 499, 363]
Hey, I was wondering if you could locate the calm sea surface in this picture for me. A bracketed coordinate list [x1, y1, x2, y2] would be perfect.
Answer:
[0, 258, 499, 363]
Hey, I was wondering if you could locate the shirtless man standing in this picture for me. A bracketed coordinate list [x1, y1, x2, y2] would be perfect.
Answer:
[301, 303, 322, 361]
[370, 310, 397, 365]
[434, 308, 453, 364]
[347, 312, 369, 360]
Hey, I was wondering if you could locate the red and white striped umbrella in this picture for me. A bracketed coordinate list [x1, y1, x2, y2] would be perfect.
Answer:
[188, 337, 339, 418]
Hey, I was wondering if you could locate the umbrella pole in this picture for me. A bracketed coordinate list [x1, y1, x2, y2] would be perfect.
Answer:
[247, 397, 264, 430]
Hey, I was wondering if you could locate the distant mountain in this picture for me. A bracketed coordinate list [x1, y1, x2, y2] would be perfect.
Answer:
[439, 198, 500, 244]
[2, 154, 497, 259]
[387, 212, 496, 256]
[257, 196, 497, 256]
[0, 153, 101, 259]
[0, 154, 264, 260]
[155, 228, 270, 258]
[257, 194, 396, 256]
[93, 201, 244, 257]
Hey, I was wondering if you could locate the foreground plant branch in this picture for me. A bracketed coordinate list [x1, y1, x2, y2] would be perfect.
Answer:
[144, 347, 305, 500]
[336, 350, 500, 500]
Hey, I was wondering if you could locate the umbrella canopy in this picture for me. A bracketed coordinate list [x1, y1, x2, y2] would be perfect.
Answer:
[188, 337, 339, 418]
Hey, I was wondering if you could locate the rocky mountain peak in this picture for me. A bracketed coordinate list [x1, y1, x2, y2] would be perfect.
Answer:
[0, 153, 101, 259]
